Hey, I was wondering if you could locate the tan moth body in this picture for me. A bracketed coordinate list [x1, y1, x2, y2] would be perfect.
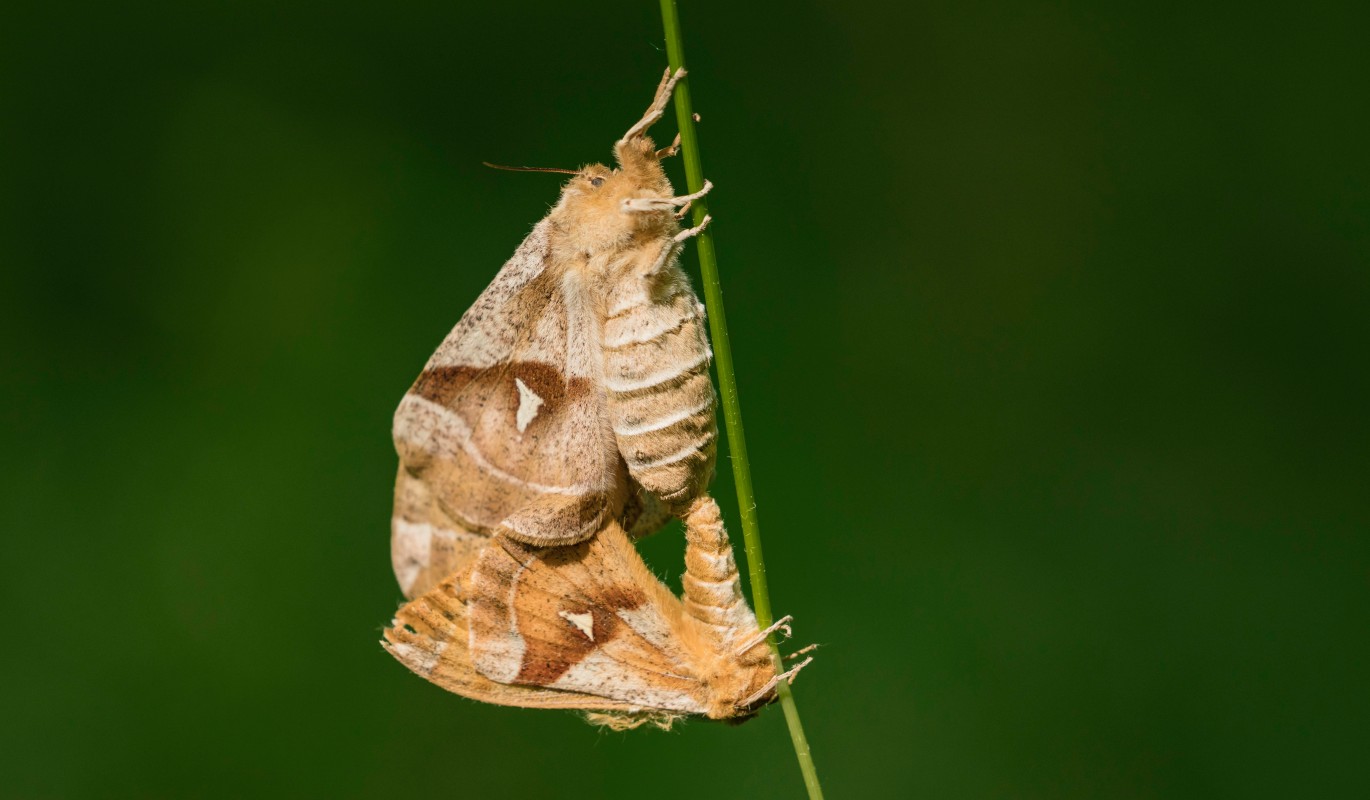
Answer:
[382, 69, 809, 727]
[604, 267, 716, 510]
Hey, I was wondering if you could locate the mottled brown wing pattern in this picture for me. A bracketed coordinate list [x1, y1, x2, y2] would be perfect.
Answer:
[392, 223, 626, 595]
[391, 466, 489, 599]
[384, 69, 811, 725]
[383, 566, 651, 716]
[468, 526, 707, 715]
[398, 354, 622, 540]
[385, 508, 783, 726]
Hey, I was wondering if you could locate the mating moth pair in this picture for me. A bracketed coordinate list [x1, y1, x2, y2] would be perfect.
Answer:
[381, 69, 810, 729]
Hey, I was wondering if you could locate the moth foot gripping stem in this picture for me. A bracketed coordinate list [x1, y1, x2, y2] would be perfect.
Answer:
[622, 179, 713, 213]
[740, 655, 815, 708]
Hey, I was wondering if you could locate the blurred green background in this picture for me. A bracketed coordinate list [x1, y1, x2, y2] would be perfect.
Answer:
[3, 1, 1367, 797]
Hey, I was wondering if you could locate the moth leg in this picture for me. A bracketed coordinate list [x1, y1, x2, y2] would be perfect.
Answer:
[621, 179, 713, 213]
[643, 240, 681, 276]
[781, 655, 815, 687]
[656, 131, 682, 160]
[650, 65, 673, 102]
[673, 214, 712, 242]
[620, 67, 686, 143]
[674, 200, 692, 219]
[785, 643, 820, 661]
[671, 180, 712, 205]
[733, 613, 793, 658]
[739, 655, 815, 708]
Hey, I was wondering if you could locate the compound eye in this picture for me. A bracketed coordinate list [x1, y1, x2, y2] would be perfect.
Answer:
[590, 176, 605, 188]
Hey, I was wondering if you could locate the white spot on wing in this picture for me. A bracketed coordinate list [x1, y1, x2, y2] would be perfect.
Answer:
[558, 610, 595, 640]
[514, 377, 544, 433]
[396, 395, 602, 495]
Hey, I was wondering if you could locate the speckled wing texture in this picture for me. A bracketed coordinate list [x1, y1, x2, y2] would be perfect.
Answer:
[391, 219, 627, 598]
[381, 556, 643, 716]
[384, 524, 700, 723]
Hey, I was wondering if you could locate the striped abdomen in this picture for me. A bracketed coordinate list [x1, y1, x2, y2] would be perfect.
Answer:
[602, 276, 716, 511]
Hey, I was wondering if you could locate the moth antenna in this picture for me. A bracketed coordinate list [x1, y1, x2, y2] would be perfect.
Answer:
[481, 162, 579, 175]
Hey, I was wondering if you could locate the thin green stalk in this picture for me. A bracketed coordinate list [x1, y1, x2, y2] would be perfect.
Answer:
[658, 4, 824, 799]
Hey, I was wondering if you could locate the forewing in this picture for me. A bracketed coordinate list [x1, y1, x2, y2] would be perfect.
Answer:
[467, 525, 709, 715]
[384, 570, 651, 714]
[393, 220, 623, 550]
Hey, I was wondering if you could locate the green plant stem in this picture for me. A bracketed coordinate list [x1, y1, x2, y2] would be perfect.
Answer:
[658, 4, 824, 799]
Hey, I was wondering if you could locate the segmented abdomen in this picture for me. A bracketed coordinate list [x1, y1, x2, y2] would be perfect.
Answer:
[603, 283, 716, 511]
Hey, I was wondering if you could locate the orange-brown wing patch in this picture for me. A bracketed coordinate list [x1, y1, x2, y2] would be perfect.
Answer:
[393, 251, 623, 546]
[467, 526, 708, 715]
[383, 571, 651, 714]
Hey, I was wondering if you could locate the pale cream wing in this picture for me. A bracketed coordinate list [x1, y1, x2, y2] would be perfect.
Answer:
[392, 220, 624, 565]
[467, 525, 711, 716]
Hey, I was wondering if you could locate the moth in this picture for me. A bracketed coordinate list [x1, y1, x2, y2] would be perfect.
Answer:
[381, 69, 810, 728]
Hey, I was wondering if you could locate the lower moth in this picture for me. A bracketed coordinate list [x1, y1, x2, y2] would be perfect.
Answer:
[382, 69, 810, 728]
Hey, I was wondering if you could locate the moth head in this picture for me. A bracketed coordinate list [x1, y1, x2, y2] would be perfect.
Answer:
[551, 143, 676, 254]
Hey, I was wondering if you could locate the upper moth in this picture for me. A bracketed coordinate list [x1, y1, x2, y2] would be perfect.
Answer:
[383, 69, 810, 728]
[390, 68, 719, 598]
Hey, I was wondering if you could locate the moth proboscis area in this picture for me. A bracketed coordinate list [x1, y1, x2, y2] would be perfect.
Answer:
[382, 68, 812, 727]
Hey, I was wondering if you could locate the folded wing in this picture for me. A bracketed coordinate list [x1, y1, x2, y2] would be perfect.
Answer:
[467, 524, 711, 716]
[392, 220, 624, 573]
